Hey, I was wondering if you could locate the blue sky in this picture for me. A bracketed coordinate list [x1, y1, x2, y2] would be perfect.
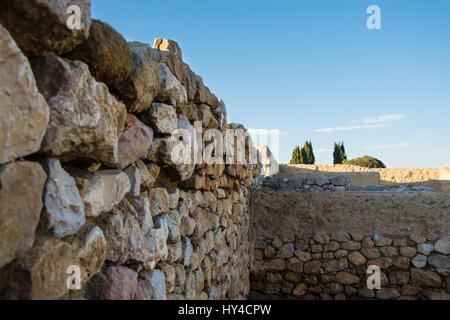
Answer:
[92, 0, 450, 168]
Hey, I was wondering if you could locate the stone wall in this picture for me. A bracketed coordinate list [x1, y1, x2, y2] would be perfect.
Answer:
[278, 164, 450, 192]
[0, 1, 264, 300]
[250, 188, 450, 300]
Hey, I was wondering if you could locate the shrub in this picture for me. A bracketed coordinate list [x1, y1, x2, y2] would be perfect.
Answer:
[342, 156, 386, 168]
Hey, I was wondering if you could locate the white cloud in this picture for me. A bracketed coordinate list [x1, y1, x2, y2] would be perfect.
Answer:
[315, 124, 387, 133]
[364, 114, 406, 124]
[364, 141, 414, 150]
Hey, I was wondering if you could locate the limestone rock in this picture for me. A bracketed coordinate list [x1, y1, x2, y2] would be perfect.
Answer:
[117, 114, 153, 170]
[193, 208, 215, 240]
[115, 42, 161, 113]
[153, 38, 185, 84]
[73, 170, 130, 217]
[131, 196, 153, 234]
[41, 158, 85, 238]
[148, 188, 170, 216]
[293, 283, 308, 296]
[146, 217, 169, 269]
[412, 254, 427, 268]
[0, 161, 47, 268]
[0, 25, 49, 164]
[31, 55, 127, 166]
[136, 160, 158, 190]
[73, 226, 106, 285]
[278, 243, 295, 259]
[348, 252, 366, 266]
[411, 269, 441, 287]
[435, 236, 450, 255]
[336, 272, 360, 285]
[0, 0, 91, 56]
[156, 63, 187, 107]
[1, 238, 73, 300]
[64, 19, 132, 87]
[144, 103, 178, 134]
[124, 165, 141, 197]
[144, 269, 166, 300]
[182, 237, 193, 267]
[428, 255, 450, 269]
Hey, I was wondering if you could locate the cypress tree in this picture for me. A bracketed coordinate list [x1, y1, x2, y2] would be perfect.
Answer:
[290, 145, 301, 164]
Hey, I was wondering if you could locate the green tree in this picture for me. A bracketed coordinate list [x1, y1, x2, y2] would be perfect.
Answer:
[333, 142, 347, 164]
[290, 145, 301, 164]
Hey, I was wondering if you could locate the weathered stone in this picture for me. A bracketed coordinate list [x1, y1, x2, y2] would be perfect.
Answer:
[393, 238, 407, 247]
[411, 269, 441, 287]
[292, 283, 308, 297]
[361, 248, 380, 259]
[336, 272, 360, 285]
[117, 114, 153, 170]
[144, 103, 178, 135]
[314, 175, 330, 186]
[115, 42, 161, 113]
[264, 259, 285, 272]
[131, 196, 153, 234]
[373, 235, 392, 247]
[399, 246, 417, 258]
[272, 237, 283, 249]
[311, 245, 323, 253]
[278, 243, 295, 259]
[380, 246, 398, 257]
[0, 0, 91, 56]
[412, 254, 428, 268]
[257, 145, 279, 177]
[124, 165, 141, 197]
[134, 280, 151, 300]
[148, 188, 170, 217]
[41, 158, 85, 238]
[417, 243, 434, 255]
[295, 250, 312, 262]
[73, 226, 106, 285]
[348, 252, 366, 266]
[409, 233, 427, 244]
[402, 285, 422, 296]
[1, 238, 73, 299]
[73, 170, 130, 217]
[193, 208, 215, 240]
[435, 236, 450, 255]
[65, 19, 132, 87]
[164, 210, 181, 244]
[361, 237, 374, 248]
[31, 56, 126, 166]
[304, 260, 321, 275]
[286, 257, 303, 273]
[335, 250, 348, 258]
[324, 241, 340, 252]
[393, 256, 410, 269]
[428, 255, 450, 269]
[146, 217, 169, 268]
[0, 161, 47, 268]
[330, 232, 351, 242]
[0, 25, 49, 164]
[330, 175, 349, 186]
[156, 63, 187, 107]
[341, 241, 361, 251]
[167, 241, 183, 264]
[376, 288, 400, 300]
[90, 266, 138, 300]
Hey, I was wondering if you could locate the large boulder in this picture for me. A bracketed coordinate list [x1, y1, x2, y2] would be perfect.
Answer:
[31, 55, 126, 166]
[156, 63, 187, 107]
[64, 19, 133, 87]
[0, 25, 49, 165]
[89, 266, 138, 300]
[71, 169, 130, 218]
[153, 38, 185, 84]
[117, 114, 153, 170]
[143, 103, 178, 135]
[1, 238, 73, 300]
[41, 158, 86, 238]
[0, 161, 47, 268]
[0, 0, 91, 56]
[115, 42, 161, 113]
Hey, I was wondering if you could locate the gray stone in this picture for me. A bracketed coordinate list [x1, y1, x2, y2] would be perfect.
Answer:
[428, 255, 450, 269]
[156, 63, 187, 107]
[412, 254, 427, 268]
[124, 165, 141, 197]
[182, 237, 193, 267]
[278, 243, 295, 259]
[41, 158, 85, 238]
[73, 169, 130, 217]
[417, 243, 434, 255]
[144, 269, 166, 300]
[435, 236, 450, 255]
[144, 103, 178, 134]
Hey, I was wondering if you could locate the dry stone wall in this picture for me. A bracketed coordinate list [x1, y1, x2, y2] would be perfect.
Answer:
[0, 1, 267, 300]
[250, 186, 450, 300]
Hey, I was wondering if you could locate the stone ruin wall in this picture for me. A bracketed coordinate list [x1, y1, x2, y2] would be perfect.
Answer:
[249, 177, 450, 300]
[280, 164, 450, 192]
[0, 1, 266, 300]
